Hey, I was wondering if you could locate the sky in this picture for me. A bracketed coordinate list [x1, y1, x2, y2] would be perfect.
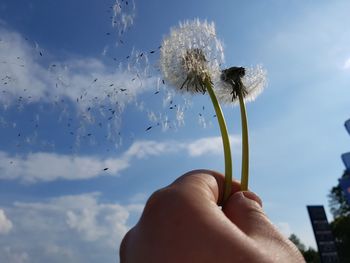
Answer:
[0, 0, 350, 262]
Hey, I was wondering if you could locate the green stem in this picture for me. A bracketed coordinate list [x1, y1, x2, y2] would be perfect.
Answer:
[238, 89, 249, 191]
[204, 78, 233, 202]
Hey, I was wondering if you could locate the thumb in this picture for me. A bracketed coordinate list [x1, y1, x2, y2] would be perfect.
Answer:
[222, 191, 273, 239]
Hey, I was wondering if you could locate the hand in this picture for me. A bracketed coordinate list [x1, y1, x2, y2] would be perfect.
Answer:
[120, 170, 305, 263]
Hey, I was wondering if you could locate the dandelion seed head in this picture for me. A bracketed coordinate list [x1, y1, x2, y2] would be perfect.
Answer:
[215, 65, 267, 105]
[160, 19, 224, 94]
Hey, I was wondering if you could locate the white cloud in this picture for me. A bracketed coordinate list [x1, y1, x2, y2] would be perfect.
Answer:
[14, 193, 139, 246]
[0, 135, 240, 183]
[0, 26, 154, 113]
[0, 209, 13, 234]
[0, 140, 174, 183]
[124, 140, 177, 159]
[0, 193, 143, 263]
[186, 135, 241, 157]
[0, 151, 130, 182]
[0, 25, 187, 147]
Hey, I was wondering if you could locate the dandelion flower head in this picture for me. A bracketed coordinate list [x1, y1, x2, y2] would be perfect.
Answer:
[215, 65, 267, 104]
[160, 19, 224, 94]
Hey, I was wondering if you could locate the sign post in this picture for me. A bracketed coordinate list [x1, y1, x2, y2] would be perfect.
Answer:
[339, 176, 350, 205]
[341, 119, 350, 205]
[345, 119, 350, 135]
[307, 205, 339, 263]
[341, 152, 350, 172]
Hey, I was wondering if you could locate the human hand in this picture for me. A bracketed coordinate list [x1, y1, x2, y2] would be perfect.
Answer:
[120, 170, 305, 263]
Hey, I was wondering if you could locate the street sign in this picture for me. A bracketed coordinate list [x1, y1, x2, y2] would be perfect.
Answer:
[341, 152, 350, 171]
[339, 176, 350, 205]
[307, 206, 339, 263]
[345, 119, 350, 135]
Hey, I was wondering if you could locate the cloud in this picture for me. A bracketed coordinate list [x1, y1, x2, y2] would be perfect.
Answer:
[0, 135, 241, 183]
[0, 193, 143, 263]
[0, 151, 130, 182]
[124, 140, 178, 159]
[13, 193, 142, 246]
[0, 209, 13, 234]
[186, 135, 240, 157]
[0, 140, 176, 183]
[0, 25, 160, 148]
[0, 26, 154, 113]
[0, 25, 185, 147]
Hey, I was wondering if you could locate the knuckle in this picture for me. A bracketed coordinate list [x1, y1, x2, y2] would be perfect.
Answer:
[119, 228, 133, 262]
[144, 187, 173, 213]
[141, 186, 190, 224]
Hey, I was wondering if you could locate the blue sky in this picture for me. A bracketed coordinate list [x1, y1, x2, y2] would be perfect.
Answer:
[0, 0, 350, 262]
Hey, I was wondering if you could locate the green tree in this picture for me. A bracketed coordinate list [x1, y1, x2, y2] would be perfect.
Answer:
[328, 171, 350, 263]
[330, 216, 350, 262]
[328, 172, 350, 218]
[303, 247, 320, 263]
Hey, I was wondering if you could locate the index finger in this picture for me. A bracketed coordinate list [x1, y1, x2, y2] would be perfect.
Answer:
[170, 169, 241, 205]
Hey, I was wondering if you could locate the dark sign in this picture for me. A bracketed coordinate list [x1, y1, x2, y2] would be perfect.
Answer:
[339, 176, 350, 205]
[345, 119, 350, 135]
[307, 206, 339, 263]
[341, 152, 350, 171]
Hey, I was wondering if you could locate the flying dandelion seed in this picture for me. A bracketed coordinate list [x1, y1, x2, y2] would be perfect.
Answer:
[0, 26, 160, 153]
[111, 0, 136, 44]
[0, 7, 221, 166]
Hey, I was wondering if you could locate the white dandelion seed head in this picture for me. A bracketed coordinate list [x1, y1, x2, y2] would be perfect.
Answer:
[160, 19, 224, 94]
[215, 65, 267, 105]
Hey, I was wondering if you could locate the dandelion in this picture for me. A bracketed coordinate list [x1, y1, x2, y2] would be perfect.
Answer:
[216, 65, 267, 104]
[160, 19, 224, 94]
[160, 19, 233, 201]
[216, 65, 267, 191]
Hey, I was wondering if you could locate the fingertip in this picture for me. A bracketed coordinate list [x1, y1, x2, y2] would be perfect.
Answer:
[222, 191, 270, 238]
[173, 170, 242, 205]
[241, 191, 263, 208]
[224, 191, 263, 211]
[223, 191, 263, 217]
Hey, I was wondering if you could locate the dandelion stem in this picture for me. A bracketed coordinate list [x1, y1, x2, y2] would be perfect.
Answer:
[204, 78, 233, 202]
[238, 89, 249, 191]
